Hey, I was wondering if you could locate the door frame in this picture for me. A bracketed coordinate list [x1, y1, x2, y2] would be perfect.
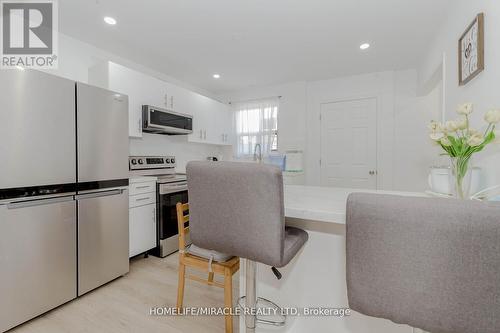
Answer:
[319, 97, 379, 189]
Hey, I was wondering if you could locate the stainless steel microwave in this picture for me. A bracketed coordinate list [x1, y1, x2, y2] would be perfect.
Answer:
[142, 105, 193, 135]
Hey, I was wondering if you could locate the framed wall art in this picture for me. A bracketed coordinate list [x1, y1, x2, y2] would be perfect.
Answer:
[458, 13, 484, 86]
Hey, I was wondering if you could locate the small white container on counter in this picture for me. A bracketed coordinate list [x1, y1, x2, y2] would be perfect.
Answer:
[285, 150, 303, 172]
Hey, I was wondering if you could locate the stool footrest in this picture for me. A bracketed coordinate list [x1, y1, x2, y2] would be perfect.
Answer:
[237, 296, 286, 327]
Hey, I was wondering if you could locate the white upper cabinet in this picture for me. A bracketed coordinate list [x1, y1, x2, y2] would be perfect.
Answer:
[88, 61, 232, 144]
[187, 91, 233, 146]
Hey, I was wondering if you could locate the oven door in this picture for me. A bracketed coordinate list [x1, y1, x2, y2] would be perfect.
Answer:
[158, 183, 188, 242]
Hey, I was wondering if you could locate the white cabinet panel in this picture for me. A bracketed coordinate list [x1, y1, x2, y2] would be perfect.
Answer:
[129, 203, 157, 258]
[129, 181, 156, 196]
[188, 92, 233, 146]
[89, 61, 233, 143]
[129, 192, 156, 208]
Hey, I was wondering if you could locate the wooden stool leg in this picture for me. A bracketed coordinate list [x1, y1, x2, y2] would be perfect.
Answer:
[177, 263, 186, 310]
[224, 268, 233, 333]
[208, 272, 214, 283]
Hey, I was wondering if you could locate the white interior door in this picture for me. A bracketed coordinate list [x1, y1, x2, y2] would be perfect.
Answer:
[320, 98, 377, 189]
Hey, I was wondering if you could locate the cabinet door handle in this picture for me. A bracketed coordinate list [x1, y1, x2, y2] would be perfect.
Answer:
[138, 119, 142, 133]
[199, 129, 203, 139]
[135, 185, 151, 190]
[170, 96, 174, 109]
[203, 130, 206, 140]
[136, 197, 151, 201]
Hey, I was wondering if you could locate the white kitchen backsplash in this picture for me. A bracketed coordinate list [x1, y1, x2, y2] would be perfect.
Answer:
[129, 133, 229, 173]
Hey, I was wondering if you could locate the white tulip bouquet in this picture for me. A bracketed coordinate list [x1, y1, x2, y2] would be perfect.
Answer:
[429, 103, 499, 198]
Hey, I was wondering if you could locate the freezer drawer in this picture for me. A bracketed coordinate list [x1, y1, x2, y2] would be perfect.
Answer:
[77, 188, 129, 296]
[0, 197, 77, 333]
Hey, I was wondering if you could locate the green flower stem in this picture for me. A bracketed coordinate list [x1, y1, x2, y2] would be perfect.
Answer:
[452, 156, 471, 199]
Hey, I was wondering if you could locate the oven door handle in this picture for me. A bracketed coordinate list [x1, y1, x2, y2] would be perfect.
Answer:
[159, 184, 188, 195]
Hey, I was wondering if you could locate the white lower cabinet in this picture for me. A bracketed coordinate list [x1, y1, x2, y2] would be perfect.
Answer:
[129, 204, 156, 258]
[129, 179, 157, 258]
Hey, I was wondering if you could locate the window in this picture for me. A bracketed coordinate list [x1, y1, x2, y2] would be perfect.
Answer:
[234, 99, 279, 157]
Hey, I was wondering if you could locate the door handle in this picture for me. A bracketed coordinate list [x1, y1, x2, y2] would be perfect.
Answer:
[369, 170, 377, 175]
[135, 196, 151, 202]
[135, 185, 151, 190]
[7, 195, 74, 210]
[76, 189, 124, 200]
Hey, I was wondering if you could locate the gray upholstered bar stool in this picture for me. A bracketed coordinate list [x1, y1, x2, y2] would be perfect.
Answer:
[186, 161, 308, 332]
[346, 193, 500, 333]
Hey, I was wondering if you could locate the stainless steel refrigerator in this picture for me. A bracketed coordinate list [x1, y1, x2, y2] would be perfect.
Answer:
[0, 70, 129, 332]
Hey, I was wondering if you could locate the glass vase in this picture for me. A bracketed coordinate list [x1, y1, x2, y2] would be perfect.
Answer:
[449, 156, 473, 199]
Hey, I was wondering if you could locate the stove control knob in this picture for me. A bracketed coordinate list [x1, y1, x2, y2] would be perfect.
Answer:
[138, 159, 144, 165]
[171, 158, 175, 164]
[165, 158, 170, 164]
[131, 159, 137, 165]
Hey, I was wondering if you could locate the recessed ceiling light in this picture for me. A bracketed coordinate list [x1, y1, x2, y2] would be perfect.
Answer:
[213, 74, 221, 79]
[104, 16, 117, 25]
[360, 43, 370, 50]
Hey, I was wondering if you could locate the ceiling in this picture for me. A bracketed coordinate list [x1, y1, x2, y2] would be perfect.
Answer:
[59, 0, 452, 94]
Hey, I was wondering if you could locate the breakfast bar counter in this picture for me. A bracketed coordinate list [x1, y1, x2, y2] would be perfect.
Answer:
[284, 185, 425, 224]
[239, 185, 427, 333]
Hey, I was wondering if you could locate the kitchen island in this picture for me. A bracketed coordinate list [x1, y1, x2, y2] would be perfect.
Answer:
[239, 185, 428, 333]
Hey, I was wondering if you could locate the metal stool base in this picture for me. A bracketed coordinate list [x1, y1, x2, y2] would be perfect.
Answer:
[237, 296, 286, 327]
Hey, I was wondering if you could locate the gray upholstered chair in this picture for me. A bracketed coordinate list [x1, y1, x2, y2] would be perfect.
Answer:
[186, 161, 308, 331]
[346, 193, 500, 333]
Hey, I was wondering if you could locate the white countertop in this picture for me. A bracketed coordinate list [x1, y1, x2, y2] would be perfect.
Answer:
[129, 176, 158, 183]
[284, 185, 426, 224]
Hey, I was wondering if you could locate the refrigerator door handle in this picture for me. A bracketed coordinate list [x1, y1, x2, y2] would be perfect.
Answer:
[76, 189, 124, 201]
[7, 195, 75, 210]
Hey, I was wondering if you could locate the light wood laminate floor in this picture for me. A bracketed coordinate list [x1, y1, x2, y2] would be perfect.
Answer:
[11, 254, 239, 333]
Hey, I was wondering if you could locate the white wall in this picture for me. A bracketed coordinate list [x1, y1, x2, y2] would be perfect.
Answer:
[419, 0, 500, 187]
[220, 70, 441, 191]
[43, 33, 227, 165]
[393, 72, 444, 191]
[44, 33, 218, 99]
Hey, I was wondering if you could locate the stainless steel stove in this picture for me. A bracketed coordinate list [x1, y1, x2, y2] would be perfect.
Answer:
[129, 156, 189, 257]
